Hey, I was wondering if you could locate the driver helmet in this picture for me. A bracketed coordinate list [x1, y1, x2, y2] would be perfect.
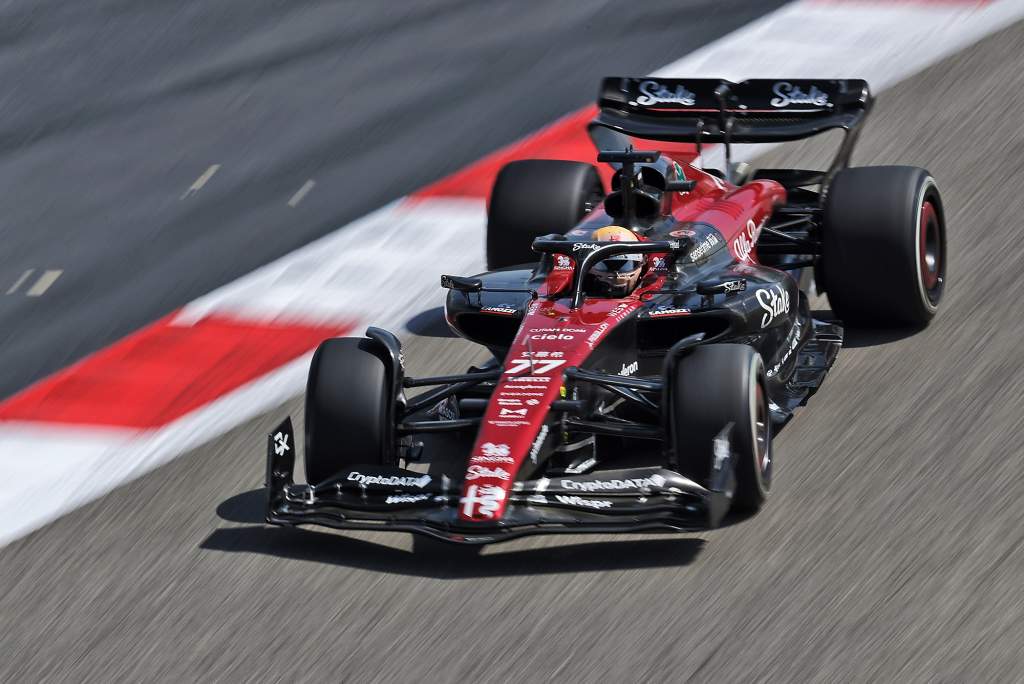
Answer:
[585, 225, 644, 297]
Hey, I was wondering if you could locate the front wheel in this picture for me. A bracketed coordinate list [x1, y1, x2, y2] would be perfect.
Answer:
[304, 337, 391, 484]
[671, 344, 772, 512]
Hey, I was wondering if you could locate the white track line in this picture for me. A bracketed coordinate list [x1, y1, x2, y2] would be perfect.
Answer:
[180, 164, 221, 199]
[6, 270, 34, 295]
[25, 270, 63, 297]
[288, 180, 316, 207]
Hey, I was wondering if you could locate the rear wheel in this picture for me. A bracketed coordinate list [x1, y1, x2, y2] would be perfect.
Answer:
[671, 344, 771, 512]
[822, 166, 946, 326]
[487, 159, 603, 270]
[305, 338, 390, 484]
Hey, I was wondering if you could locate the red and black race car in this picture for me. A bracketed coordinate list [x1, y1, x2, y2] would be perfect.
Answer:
[264, 77, 946, 544]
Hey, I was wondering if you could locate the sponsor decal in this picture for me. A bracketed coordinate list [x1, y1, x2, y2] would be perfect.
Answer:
[580, 300, 636, 348]
[723, 279, 747, 293]
[498, 391, 545, 397]
[481, 305, 518, 316]
[609, 302, 632, 320]
[529, 425, 549, 464]
[767, 320, 801, 378]
[756, 284, 790, 328]
[619, 361, 639, 377]
[769, 81, 829, 108]
[733, 219, 762, 262]
[530, 328, 586, 334]
[273, 431, 290, 456]
[650, 306, 690, 317]
[555, 495, 613, 510]
[525, 399, 540, 406]
[505, 358, 566, 375]
[472, 454, 514, 464]
[573, 242, 600, 251]
[669, 228, 697, 238]
[466, 465, 511, 481]
[633, 79, 696, 107]
[688, 233, 720, 262]
[431, 396, 459, 421]
[474, 442, 513, 463]
[500, 407, 528, 417]
[713, 425, 732, 472]
[385, 494, 430, 504]
[521, 350, 565, 359]
[651, 256, 668, 272]
[554, 254, 573, 270]
[586, 322, 611, 348]
[530, 333, 575, 341]
[348, 472, 431, 488]
[460, 484, 506, 519]
[497, 398, 522, 406]
[561, 474, 666, 492]
[488, 419, 530, 427]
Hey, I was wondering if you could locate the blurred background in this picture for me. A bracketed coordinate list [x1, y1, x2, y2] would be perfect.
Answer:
[2, 0, 1024, 681]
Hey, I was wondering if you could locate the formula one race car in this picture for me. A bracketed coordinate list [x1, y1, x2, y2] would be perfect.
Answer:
[265, 77, 946, 544]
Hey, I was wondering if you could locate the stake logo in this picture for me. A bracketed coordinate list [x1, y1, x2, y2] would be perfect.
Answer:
[770, 81, 829, 108]
[756, 284, 790, 328]
[633, 79, 696, 106]
[466, 465, 511, 481]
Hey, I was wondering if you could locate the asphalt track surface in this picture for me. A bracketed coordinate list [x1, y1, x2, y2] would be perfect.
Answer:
[0, 0, 784, 400]
[5, 11, 1024, 684]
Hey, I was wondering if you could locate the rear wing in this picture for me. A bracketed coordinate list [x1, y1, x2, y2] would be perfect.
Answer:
[591, 77, 873, 188]
[593, 77, 872, 143]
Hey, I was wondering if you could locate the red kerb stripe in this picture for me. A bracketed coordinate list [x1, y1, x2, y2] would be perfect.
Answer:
[0, 313, 353, 428]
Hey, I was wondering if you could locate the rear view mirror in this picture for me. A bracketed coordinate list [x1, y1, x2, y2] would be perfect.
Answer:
[696, 279, 746, 296]
[665, 179, 696, 192]
[440, 275, 483, 293]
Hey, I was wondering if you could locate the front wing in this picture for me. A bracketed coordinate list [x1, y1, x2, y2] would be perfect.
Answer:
[264, 418, 732, 545]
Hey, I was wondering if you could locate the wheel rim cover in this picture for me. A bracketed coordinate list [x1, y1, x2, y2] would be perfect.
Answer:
[919, 200, 942, 297]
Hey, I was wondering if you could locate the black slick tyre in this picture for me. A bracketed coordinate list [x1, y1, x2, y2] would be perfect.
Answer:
[486, 159, 603, 270]
[672, 344, 772, 513]
[822, 166, 946, 327]
[304, 337, 389, 484]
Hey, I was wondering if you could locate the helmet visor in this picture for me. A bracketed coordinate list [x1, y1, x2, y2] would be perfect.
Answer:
[594, 254, 643, 274]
